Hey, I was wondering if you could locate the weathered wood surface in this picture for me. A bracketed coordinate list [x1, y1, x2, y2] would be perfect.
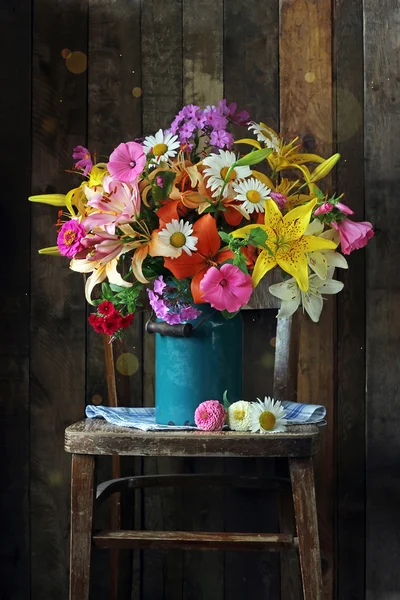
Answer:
[0, 1, 31, 598]
[69, 454, 95, 600]
[335, 0, 366, 597]
[93, 530, 296, 552]
[65, 419, 320, 457]
[30, 1, 88, 599]
[364, 1, 400, 598]
[279, 1, 335, 596]
[290, 458, 323, 600]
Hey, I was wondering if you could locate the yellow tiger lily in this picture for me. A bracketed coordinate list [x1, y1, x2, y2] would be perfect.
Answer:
[231, 199, 337, 292]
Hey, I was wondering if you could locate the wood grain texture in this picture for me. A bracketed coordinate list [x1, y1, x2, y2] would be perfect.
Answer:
[364, 1, 400, 598]
[290, 458, 323, 600]
[335, 0, 366, 597]
[69, 454, 95, 600]
[65, 420, 320, 458]
[279, 1, 335, 596]
[0, 0, 31, 597]
[30, 1, 88, 598]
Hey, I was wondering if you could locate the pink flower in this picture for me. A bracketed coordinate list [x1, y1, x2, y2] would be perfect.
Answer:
[314, 202, 334, 216]
[84, 176, 141, 234]
[79, 231, 125, 264]
[57, 219, 86, 257]
[72, 145, 92, 176]
[270, 191, 287, 210]
[108, 141, 146, 183]
[194, 400, 226, 431]
[336, 201, 354, 216]
[332, 218, 374, 255]
[200, 264, 253, 313]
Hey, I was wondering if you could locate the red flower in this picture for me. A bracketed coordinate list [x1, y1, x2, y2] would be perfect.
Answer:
[122, 313, 135, 329]
[98, 300, 116, 316]
[88, 314, 105, 334]
[164, 214, 234, 303]
[102, 312, 124, 336]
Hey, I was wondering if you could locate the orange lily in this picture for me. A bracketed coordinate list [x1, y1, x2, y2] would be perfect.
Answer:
[164, 214, 234, 303]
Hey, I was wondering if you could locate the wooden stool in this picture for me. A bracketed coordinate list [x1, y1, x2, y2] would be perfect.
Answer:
[65, 420, 323, 600]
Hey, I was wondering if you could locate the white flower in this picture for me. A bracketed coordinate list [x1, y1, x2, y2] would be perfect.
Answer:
[142, 129, 180, 164]
[202, 150, 252, 198]
[233, 177, 271, 214]
[269, 267, 344, 323]
[248, 122, 280, 150]
[305, 219, 348, 280]
[158, 219, 198, 257]
[250, 397, 287, 434]
[228, 401, 252, 431]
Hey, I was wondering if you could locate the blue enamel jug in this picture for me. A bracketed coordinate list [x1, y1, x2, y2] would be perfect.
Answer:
[154, 305, 243, 425]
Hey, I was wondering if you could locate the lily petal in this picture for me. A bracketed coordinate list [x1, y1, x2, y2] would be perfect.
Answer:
[85, 266, 107, 305]
[252, 249, 277, 287]
[106, 259, 132, 288]
[131, 246, 149, 284]
[282, 199, 317, 241]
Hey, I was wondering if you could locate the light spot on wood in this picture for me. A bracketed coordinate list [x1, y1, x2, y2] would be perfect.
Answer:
[132, 87, 142, 97]
[116, 352, 139, 376]
[65, 51, 87, 74]
[92, 394, 103, 405]
[305, 71, 316, 83]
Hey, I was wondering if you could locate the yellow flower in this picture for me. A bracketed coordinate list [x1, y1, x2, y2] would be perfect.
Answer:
[231, 199, 337, 291]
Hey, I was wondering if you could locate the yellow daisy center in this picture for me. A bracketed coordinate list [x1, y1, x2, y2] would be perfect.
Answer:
[233, 408, 245, 421]
[259, 411, 276, 431]
[220, 166, 237, 182]
[170, 232, 186, 248]
[153, 143, 168, 157]
[246, 190, 261, 204]
[63, 230, 76, 246]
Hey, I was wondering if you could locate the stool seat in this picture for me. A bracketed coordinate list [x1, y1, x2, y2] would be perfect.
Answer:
[65, 418, 320, 458]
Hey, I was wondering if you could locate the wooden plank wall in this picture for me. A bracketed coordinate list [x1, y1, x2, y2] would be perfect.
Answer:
[2, 0, 399, 599]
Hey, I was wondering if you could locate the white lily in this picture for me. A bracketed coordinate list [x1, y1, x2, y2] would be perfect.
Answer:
[269, 266, 344, 323]
[70, 256, 131, 305]
[305, 219, 347, 279]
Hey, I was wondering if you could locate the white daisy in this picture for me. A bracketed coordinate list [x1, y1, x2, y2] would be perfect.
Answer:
[158, 219, 198, 257]
[248, 121, 280, 150]
[202, 150, 252, 198]
[142, 128, 180, 164]
[228, 401, 252, 431]
[233, 177, 271, 214]
[250, 397, 287, 434]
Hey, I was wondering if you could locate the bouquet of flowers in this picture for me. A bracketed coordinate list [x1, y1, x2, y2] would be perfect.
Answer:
[30, 99, 373, 340]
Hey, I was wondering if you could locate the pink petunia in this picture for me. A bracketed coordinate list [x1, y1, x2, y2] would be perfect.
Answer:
[72, 145, 93, 176]
[200, 263, 253, 313]
[108, 141, 146, 183]
[332, 218, 374, 255]
[194, 400, 226, 431]
[57, 219, 86, 257]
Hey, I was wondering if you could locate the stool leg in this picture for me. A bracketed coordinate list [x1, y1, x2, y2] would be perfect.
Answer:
[69, 454, 95, 600]
[289, 457, 323, 600]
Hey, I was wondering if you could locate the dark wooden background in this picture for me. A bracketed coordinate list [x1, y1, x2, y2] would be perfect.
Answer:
[1, 0, 399, 598]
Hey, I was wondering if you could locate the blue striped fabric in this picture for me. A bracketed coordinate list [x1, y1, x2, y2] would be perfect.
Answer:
[86, 401, 326, 432]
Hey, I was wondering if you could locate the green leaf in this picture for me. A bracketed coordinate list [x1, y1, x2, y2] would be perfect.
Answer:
[247, 227, 273, 255]
[233, 252, 248, 274]
[221, 309, 240, 320]
[234, 147, 273, 167]
[151, 170, 176, 202]
[218, 231, 231, 243]
[223, 390, 231, 410]
[109, 284, 126, 293]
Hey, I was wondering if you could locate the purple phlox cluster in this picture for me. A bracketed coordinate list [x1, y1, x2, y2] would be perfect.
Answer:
[168, 100, 251, 151]
[147, 276, 202, 325]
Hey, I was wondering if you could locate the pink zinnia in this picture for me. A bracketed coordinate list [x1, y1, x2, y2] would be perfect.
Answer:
[200, 264, 253, 313]
[108, 141, 146, 183]
[57, 219, 86, 257]
[194, 400, 226, 431]
[332, 218, 374, 255]
[72, 145, 93, 176]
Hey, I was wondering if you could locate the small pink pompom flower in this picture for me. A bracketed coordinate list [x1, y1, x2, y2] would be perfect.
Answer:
[194, 400, 226, 431]
[108, 141, 146, 183]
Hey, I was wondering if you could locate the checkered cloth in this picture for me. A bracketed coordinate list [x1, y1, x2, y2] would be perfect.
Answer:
[85, 402, 326, 432]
